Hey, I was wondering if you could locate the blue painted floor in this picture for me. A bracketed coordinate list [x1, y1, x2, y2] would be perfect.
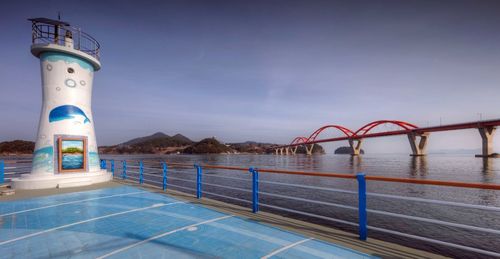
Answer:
[0, 186, 375, 258]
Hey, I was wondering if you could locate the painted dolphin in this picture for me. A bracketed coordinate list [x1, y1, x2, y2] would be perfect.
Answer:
[49, 105, 91, 124]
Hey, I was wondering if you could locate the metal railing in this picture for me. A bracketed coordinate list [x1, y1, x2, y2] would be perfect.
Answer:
[0, 159, 32, 184]
[98, 159, 500, 258]
[31, 21, 100, 60]
[2, 158, 499, 257]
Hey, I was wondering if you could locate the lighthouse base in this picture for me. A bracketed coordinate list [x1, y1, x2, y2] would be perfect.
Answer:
[11, 170, 112, 190]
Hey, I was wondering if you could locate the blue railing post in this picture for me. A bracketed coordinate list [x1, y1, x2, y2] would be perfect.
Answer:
[162, 162, 168, 191]
[122, 160, 127, 180]
[356, 173, 367, 241]
[195, 164, 202, 199]
[0, 160, 4, 184]
[139, 161, 144, 184]
[100, 159, 106, 170]
[111, 159, 115, 177]
[250, 167, 259, 213]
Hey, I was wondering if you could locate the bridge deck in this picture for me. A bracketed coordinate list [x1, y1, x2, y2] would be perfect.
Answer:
[1, 181, 446, 258]
[280, 118, 500, 147]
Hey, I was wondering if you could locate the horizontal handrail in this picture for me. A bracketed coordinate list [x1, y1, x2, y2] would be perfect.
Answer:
[161, 162, 193, 168]
[368, 226, 500, 257]
[259, 180, 357, 194]
[203, 190, 252, 204]
[367, 192, 500, 212]
[168, 176, 197, 184]
[166, 183, 196, 192]
[201, 165, 249, 171]
[142, 172, 162, 178]
[364, 176, 500, 190]
[143, 166, 161, 170]
[203, 182, 252, 193]
[4, 166, 31, 170]
[260, 202, 359, 227]
[203, 174, 252, 182]
[367, 208, 500, 235]
[168, 169, 196, 176]
[259, 191, 358, 211]
[3, 160, 33, 164]
[194, 164, 500, 190]
[4, 171, 29, 175]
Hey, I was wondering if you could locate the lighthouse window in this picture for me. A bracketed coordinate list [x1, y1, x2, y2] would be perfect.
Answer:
[67, 67, 75, 73]
[65, 79, 77, 88]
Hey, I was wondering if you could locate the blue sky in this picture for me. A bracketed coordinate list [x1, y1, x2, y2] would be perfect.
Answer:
[1, 0, 500, 153]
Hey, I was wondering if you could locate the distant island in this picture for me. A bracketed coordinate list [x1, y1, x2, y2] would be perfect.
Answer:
[0, 132, 326, 155]
[334, 146, 365, 155]
[294, 144, 326, 155]
[183, 138, 233, 154]
[99, 132, 194, 154]
[0, 140, 35, 155]
[100, 132, 289, 154]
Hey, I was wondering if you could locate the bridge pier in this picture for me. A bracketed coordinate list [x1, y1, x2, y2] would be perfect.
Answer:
[291, 146, 298, 155]
[275, 149, 279, 155]
[279, 148, 284, 155]
[476, 127, 497, 158]
[349, 139, 363, 156]
[407, 132, 429, 156]
[285, 147, 290, 155]
[305, 144, 315, 155]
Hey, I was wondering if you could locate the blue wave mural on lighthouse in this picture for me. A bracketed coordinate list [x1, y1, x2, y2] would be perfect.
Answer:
[49, 105, 91, 124]
[32, 146, 54, 173]
[40, 52, 94, 72]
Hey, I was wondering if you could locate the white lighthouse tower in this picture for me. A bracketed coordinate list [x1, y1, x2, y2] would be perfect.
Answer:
[12, 18, 111, 189]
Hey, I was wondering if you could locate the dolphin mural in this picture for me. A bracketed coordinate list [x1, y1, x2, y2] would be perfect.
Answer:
[49, 105, 91, 124]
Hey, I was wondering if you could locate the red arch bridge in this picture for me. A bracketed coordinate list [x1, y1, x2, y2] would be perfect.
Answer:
[276, 119, 500, 157]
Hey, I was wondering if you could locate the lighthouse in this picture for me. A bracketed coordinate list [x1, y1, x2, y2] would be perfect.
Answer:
[12, 18, 111, 189]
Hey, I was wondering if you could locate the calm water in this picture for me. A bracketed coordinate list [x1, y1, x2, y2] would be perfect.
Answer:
[61, 154, 84, 169]
[6, 153, 499, 258]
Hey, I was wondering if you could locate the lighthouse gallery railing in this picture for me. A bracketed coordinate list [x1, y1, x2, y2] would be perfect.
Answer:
[30, 21, 100, 60]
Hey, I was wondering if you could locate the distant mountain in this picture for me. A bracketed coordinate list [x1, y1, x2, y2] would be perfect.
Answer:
[100, 132, 194, 154]
[121, 132, 170, 146]
[228, 141, 278, 154]
[334, 146, 365, 155]
[0, 140, 35, 155]
[171, 134, 193, 144]
[183, 138, 233, 154]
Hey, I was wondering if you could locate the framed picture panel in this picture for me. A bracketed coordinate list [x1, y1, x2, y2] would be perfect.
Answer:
[57, 137, 87, 173]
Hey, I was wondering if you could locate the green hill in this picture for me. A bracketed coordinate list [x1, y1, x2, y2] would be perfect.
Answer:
[183, 138, 233, 154]
[100, 132, 194, 154]
[0, 140, 35, 154]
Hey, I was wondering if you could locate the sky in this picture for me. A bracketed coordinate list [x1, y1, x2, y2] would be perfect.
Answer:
[1, 0, 500, 153]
